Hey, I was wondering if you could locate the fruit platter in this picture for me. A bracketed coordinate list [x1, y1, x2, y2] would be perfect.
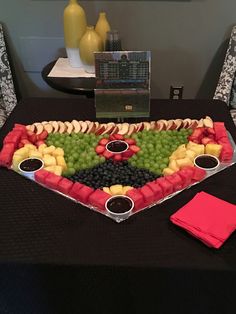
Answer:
[0, 116, 236, 222]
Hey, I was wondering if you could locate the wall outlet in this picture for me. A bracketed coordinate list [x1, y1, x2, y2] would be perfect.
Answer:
[170, 86, 183, 100]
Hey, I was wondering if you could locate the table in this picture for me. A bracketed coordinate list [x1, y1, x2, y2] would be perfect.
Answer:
[41, 60, 96, 98]
[1, 98, 236, 314]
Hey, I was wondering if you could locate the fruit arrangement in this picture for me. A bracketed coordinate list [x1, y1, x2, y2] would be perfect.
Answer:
[0, 116, 235, 222]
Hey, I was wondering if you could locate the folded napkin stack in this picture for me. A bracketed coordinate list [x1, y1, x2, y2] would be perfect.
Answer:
[170, 191, 236, 248]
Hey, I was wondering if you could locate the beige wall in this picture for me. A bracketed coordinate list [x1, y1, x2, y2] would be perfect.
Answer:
[0, 0, 235, 99]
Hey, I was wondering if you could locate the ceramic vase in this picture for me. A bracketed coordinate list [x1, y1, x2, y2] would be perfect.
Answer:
[95, 12, 111, 49]
[63, 0, 87, 67]
[79, 26, 103, 73]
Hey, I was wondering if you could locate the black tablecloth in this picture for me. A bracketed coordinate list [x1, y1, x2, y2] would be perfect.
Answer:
[1, 98, 236, 314]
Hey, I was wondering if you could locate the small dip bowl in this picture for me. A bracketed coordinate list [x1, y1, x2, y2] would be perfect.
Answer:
[18, 157, 44, 180]
[194, 154, 220, 171]
[106, 140, 129, 154]
[105, 195, 134, 222]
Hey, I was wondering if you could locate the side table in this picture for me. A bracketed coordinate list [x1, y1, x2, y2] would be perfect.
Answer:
[41, 60, 96, 98]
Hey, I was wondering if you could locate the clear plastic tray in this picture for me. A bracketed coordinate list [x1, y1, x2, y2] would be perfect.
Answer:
[14, 132, 236, 223]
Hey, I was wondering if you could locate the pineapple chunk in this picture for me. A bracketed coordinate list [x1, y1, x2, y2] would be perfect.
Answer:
[205, 144, 222, 158]
[53, 165, 63, 176]
[188, 144, 204, 156]
[163, 167, 175, 176]
[122, 186, 133, 195]
[24, 143, 37, 150]
[169, 159, 180, 171]
[176, 157, 194, 169]
[28, 150, 43, 159]
[12, 154, 24, 171]
[103, 187, 112, 195]
[56, 155, 67, 170]
[110, 184, 123, 195]
[185, 149, 197, 161]
[44, 165, 62, 175]
[43, 145, 56, 154]
[52, 147, 64, 157]
[38, 144, 47, 153]
[43, 154, 56, 167]
[170, 145, 187, 160]
[14, 147, 29, 159]
[44, 165, 56, 174]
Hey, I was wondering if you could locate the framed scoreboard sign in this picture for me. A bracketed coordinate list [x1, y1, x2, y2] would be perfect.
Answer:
[95, 51, 151, 119]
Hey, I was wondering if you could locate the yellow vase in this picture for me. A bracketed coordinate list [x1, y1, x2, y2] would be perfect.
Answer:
[63, 0, 87, 67]
[79, 26, 103, 73]
[95, 12, 111, 49]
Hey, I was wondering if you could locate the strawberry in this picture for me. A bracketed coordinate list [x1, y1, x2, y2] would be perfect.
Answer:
[35, 140, 45, 147]
[188, 127, 206, 143]
[122, 149, 134, 158]
[129, 145, 141, 153]
[95, 145, 105, 154]
[103, 150, 114, 159]
[124, 138, 136, 145]
[28, 133, 37, 143]
[113, 154, 122, 161]
[26, 130, 35, 137]
[201, 137, 213, 145]
[99, 138, 109, 146]
[109, 134, 116, 141]
[113, 134, 124, 140]
[206, 127, 215, 135]
[37, 130, 48, 141]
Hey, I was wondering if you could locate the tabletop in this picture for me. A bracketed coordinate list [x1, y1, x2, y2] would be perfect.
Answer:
[41, 60, 96, 98]
[1, 97, 236, 314]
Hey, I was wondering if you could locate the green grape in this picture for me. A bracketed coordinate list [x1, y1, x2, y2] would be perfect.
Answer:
[99, 156, 105, 163]
[72, 152, 79, 160]
[67, 168, 76, 176]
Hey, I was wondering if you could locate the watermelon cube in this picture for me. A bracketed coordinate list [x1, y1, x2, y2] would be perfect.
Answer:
[139, 185, 155, 206]
[44, 172, 63, 189]
[165, 173, 183, 192]
[3, 130, 22, 148]
[191, 167, 206, 182]
[34, 169, 50, 184]
[213, 122, 227, 141]
[13, 124, 26, 132]
[156, 177, 173, 197]
[69, 182, 83, 199]
[57, 178, 74, 195]
[146, 181, 163, 202]
[219, 144, 233, 161]
[126, 188, 145, 212]
[0, 143, 15, 167]
[89, 189, 111, 211]
[177, 168, 193, 188]
[76, 185, 94, 204]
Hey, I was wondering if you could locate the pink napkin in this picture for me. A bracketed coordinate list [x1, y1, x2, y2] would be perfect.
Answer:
[170, 191, 236, 248]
